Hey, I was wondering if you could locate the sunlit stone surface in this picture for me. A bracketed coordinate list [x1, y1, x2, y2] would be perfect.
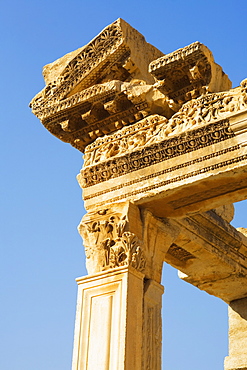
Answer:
[31, 19, 247, 370]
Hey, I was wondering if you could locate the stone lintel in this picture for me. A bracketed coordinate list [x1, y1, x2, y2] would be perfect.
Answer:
[81, 108, 247, 217]
[170, 211, 247, 303]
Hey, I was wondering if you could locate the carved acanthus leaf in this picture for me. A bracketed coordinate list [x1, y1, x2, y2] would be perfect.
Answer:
[79, 210, 146, 274]
[114, 232, 146, 271]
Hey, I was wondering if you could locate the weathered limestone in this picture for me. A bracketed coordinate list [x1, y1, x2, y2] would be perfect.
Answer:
[31, 19, 247, 370]
[72, 267, 144, 370]
[78, 202, 178, 282]
[174, 212, 247, 303]
[79, 89, 247, 215]
[149, 41, 231, 103]
[30, 18, 164, 152]
[79, 201, 247, 303]
[72, 266, 164, 370]
[142, 279, 164, 370]
[225, 298, 247, 370]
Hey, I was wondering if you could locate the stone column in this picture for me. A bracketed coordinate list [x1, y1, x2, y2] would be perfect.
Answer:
[225, 297, 247, 370]
[72, 202, 177, 370]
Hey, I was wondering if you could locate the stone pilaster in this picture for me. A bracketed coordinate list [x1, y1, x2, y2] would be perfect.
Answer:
[142, 279, 164, 370]
[225, 297, 247, 370]
[73, 202, 176, 370]
[72, 267, 144, 370]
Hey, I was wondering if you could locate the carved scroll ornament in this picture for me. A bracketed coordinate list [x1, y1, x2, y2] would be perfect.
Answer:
[82, 78, 247, 165]
[79, 119, 234, 188]
[165, 78, 247, 136]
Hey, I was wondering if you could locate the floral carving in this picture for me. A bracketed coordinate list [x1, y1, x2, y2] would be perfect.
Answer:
[79, 210, 146, 274]
[165, 82, 247, 135]
[30, 21, 124, 111]
[83, 115, 167, 166]
[113, 232, 146, 271]
[80, 119, 234, 187]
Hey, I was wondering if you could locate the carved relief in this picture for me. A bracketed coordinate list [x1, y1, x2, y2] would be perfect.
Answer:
[81, 82, 247, 166]
[32, 81, 179, 152]
[165, 82, 247, 136]
[30, 19, 165, 152]
[145, 306, 162, 370]
[149, 41, 231, 104]
[83, 114, 167, 166]
[78, 207, 145, 274]
[80, 119, 234, 187]
[31, 19, 244, 158]
[30, 21, 125, 109]
[79, 203, 180, 283]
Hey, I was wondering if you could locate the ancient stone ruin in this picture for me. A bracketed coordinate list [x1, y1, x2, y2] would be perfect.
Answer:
[30, 19, 247, 370]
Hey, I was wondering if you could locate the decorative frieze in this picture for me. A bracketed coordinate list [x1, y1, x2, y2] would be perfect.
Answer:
[165, 79, 247, 135]
[83, 146, 240, 203]
[80, 119, 234, 187]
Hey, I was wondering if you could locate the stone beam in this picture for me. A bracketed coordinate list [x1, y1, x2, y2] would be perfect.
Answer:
[166, 210, 247, 303]
[80, 107, 247, 217]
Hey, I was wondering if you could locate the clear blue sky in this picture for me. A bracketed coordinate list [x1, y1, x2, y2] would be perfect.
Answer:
[1, 1, 247, 369]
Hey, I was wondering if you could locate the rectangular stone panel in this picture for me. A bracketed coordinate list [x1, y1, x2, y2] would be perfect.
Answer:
[72, 267, 144, 370]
